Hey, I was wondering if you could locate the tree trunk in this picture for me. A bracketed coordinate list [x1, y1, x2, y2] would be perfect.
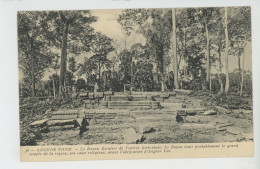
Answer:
[59, 22, 69, 95]
[30, 38, 35, 97]
[131, 53, 133, 88]
[224, 7, 229, 94]
[167, 67, 170, 86]
[112, 65, 114, 79]
[209, 74, 212, 91]
[98, 61, 101, 90]
[238, 51, 241, 75]
[184, 28, 187, 76]
[205, 23, 210, 85]
[209, 40, 212, 91]
[160, 57, 165, 92]
[240, 50, 245, 96]
[31, 53, 35, 97]
[172, 8, 179, 89]
[218, 49, 224, 94]
[20, 80, 22, 97]
[53, 77, 56, 98]
[237, 51, 241, 86]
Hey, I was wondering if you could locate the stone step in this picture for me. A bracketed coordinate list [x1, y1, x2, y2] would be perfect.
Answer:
[103, 95, 149, 101]
[174, 89, 193, 95]
[131, 91, 176, 97]
[100, 101, 160, 109]
[177, 108, 205, 116]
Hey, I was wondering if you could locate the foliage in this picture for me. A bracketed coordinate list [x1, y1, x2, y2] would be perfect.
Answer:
[132, 60, 155, 91]
[44, 74, 60, 96]
[118, 9, 173, 90]
[18, 7, 252, 95]
[76, 78, 86, 92]
[18, 12, 56, 96]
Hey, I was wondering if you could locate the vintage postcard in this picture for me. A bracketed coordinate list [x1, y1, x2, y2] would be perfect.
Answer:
[18, 7, 253, 162]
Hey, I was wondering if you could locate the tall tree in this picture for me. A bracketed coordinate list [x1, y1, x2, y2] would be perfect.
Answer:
[224, 7, 230, 94]
[18, 11, 54, 97]
[228, 7, 251, 96]
[66, 56, 78, 91]
[78, 57, 98, 85]
[79, 33, 114, 90]
[118, 9, 172, 91]
[89, 33, 115, 89]
[172, 8, 179, 89]
[44, 11, 97, 95]
[190, 8, 219, 89]
[210, 8, 225, 94]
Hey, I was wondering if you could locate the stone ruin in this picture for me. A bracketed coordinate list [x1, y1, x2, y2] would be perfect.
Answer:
[29, 90, 174, 137]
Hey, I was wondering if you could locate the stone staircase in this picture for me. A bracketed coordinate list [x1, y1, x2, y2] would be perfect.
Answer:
[100, 94, 160, 109]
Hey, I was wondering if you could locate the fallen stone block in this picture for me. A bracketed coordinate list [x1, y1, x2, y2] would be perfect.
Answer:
[49, 125, 75, 131]
[215, 106, 231, 114]
[185, 116, 200, 123]
[139, 126, 156, 134]
[29, 119, 48, 128]
[123, 128, 143, 144]
[50, 109, 80, 120]
[160, 94, 170, 98]
[204, 110, 217, 115]
[79, 92, 88, 98]
[47, 119, 76, 127]
[177, 111, 187, 116]
[161, 103, 183, 109]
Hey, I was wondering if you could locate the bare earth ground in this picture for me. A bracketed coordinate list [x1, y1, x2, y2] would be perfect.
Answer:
[20, 93, 253, 146]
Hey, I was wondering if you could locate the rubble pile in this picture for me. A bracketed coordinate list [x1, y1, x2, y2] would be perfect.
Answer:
[19, 96, 84, 145]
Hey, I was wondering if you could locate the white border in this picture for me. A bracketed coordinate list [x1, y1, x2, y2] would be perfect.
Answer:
[0, 0, 259, 169]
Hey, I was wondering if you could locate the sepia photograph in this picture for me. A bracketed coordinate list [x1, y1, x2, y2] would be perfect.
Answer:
[18, 7, 253, 148]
